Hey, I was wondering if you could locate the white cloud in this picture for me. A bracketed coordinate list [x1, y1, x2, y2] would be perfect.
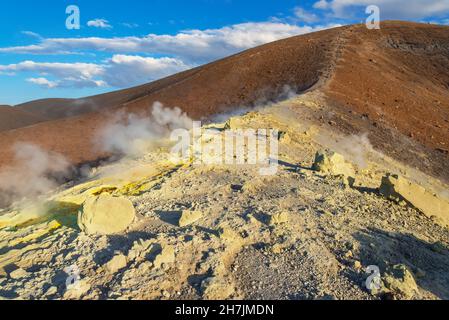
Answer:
[21, 31, 42, 39]
[0, 22, 337, 63]
[87, 19, 112, 29]
[121, 22, 139, 28]
[313, 0, 329, 10]
[294, 7, 319, 23]
[0, 61, 105, 89]
[0, 55, 191, 89]
[0, 60, 103, 79]
[0, 21, 341, 90]
[27, 77, 58, 88]
[314, 0, 449, 20]
[103, 55, 192, 87]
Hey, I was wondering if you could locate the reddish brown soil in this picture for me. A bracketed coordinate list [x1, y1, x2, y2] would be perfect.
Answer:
[0, 105, 46, 131]
[323, 21, 449, 181]
[0, 26, 341, 168]
[0, 21, 448, 182]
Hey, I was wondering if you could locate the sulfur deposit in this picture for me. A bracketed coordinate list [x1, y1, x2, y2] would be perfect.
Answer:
[0, 96, 448, 301]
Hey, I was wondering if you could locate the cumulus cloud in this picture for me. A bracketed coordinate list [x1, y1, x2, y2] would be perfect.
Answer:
[27, 77, 58, 88]
[0, 60, 103, 78]
[0, 22, 337, 63]
[314, 0, 449, 20]
[0, 55, 191, 89]
[0, 21, 341, 90]
[103, 55, 192, 87]
[294, 7, 319, 23]
[0, 60, 105, 89]
[29, 77, 106, 89]
[313, 0, 330, 10]
[87, 18, 113, 29]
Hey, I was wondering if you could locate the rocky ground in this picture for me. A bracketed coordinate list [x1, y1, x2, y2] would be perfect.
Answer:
[1, 95, 448, 300]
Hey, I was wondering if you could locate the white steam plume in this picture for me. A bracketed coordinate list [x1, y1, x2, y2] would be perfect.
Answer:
[316, 133, 374, 169]
[97, 102, 193, 157]
[335, 133, 374, 169]
[0, 143, 70, 206]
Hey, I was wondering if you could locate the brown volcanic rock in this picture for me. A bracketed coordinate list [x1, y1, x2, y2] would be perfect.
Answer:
[323, 21, 449, 181]
[0, 21, 448, 182]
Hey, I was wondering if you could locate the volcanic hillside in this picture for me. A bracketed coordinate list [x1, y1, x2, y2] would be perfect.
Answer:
[0, 21, 448, 181]
[0, 105, 47, 131]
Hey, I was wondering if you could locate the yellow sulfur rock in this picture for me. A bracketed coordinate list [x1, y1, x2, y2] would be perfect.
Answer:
[178, 210, 203, 227]
[380, 174, 449, 228]
[312, 150, 356, 181]
[269, 212, 289, 226]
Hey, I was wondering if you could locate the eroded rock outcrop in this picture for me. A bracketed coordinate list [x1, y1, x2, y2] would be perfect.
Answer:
[312, 150, 355, 185]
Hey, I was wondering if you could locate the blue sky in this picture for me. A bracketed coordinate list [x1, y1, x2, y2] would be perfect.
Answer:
[1, 0, 448, 105]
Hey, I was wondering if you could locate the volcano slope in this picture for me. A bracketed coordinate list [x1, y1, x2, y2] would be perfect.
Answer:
[0, 106, 46, 132]
[0, 21, 449, 300]
[1, 94, 449, 300]
[1, 21, 447, 184]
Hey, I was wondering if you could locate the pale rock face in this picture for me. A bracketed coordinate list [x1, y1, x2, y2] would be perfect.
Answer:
[380, 174, 449, 228]
[218, 226, 241, 241]
[64, 279, 91, 300]
[105, 254, 128, 273]
[178, 210, 203, 227]
[152, 245, 175, 269]
[269, 212, 289, 226]
[380, 264, 419, 300]
[77, 193, 136, 235]
[9, 268, 29, 280]
[201, 276, 235, 300]
[128, 239, 154, 262]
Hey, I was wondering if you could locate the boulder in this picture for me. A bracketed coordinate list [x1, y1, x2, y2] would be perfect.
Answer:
[380, 174, 449, 228]
[152, 244, 175, 269]
[78, 194, 135, 235]
[380, 264, 418, 300]
[312, 150, 355, 184]
[128, 239, 153, 262]
[178, 210, 203, 227]
[201, 276, 235, 300]
[105, 254, 128, 273]
[9, 268, 29, 280]
[64, 279, 91, 299]
[269, 212, 289, 226]
[218, 226, 240, 241]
